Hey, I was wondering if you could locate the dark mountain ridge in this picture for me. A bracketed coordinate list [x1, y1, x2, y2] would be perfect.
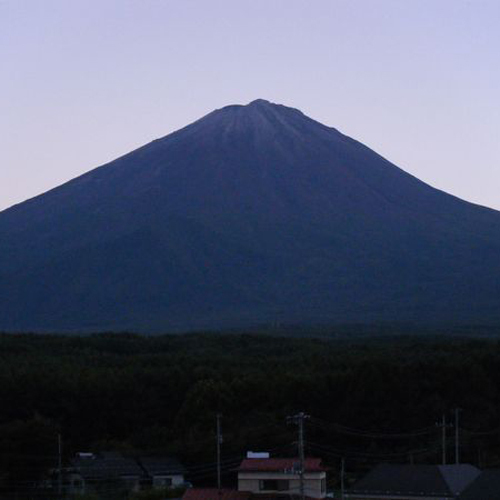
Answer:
[1, 99, 500, 332]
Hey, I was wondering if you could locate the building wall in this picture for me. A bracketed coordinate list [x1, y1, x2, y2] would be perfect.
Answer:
[121, 475, 142, 492]
[67, 473, 142, 495]
[152, 473, 185, 488]
[66, 472, 86, 495]
[238, 471, 326, 499]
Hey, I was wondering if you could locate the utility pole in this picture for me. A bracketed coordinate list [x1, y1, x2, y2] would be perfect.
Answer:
[340, 458, 345, 500]
[454, 408, 462, 464]
[216, 414, 222, 496]
[441, 414, 447, 465]
[58, 433, 62, 496]
[436, 414, 452, 465]
[287, 412, 310, 500]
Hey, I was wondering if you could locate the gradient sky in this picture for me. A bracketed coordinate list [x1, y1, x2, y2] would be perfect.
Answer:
[1, 0, 499, 212]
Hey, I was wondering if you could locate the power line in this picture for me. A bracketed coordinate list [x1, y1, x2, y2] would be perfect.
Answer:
[308, 441, 441, 460]
[309, 417, 436, 439]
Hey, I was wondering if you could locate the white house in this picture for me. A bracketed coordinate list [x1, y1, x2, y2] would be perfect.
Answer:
[237, 453, 327, 499]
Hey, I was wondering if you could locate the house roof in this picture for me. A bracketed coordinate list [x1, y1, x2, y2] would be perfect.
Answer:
[349, 463, 481, 497]
[71, 452, 143, 480]
[183, 488, 251, 500]
[139, 457, 186, 476]
[238, 458, 325, 473]
[459, 469, 500, 499]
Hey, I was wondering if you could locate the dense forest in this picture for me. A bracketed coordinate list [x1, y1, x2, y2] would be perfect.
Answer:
[2, 331, 500, 497]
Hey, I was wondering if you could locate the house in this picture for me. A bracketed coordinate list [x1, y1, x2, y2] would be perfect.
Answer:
[346, 463, 481, 500]
[459, 469, 500, 499]
[138, 456, 187, 489]
[237, 453, 327, 499]
[184, 488, 252, 500]
[67, 451, 144, 495]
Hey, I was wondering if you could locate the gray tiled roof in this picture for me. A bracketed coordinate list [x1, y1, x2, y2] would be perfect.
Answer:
[459, 469, 500, 499]
[349, 463, 480, 497]
[71, 452, 143, 480]
[139, 457, 186, 476]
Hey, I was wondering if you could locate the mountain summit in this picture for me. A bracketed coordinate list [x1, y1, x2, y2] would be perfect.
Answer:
[1, 100, 500, 332]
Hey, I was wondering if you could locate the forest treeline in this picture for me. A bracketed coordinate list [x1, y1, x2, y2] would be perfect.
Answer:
[1, 331, 500, 489]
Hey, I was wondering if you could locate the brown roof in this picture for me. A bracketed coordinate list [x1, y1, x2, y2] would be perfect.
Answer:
[183, 489, 252, 500]
[238, 458, 325, 473]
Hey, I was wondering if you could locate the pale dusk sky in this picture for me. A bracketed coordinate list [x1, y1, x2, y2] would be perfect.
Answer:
[1, 0, 499, 211]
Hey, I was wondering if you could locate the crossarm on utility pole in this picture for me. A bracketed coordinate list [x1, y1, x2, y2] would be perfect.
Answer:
[287, 412, 310, 500]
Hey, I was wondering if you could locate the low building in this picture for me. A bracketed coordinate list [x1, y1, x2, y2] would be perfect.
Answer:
[237, 454, 327, 499]
[67, 452, 144, 495]
[346, 463, 481, 500]
[139, 457, 187, 489]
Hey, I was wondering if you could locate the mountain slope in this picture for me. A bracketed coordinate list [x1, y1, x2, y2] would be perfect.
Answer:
[1, 99, 500, 332]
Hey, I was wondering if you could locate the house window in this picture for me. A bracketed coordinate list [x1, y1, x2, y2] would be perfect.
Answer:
[259, 480, 289, 491]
